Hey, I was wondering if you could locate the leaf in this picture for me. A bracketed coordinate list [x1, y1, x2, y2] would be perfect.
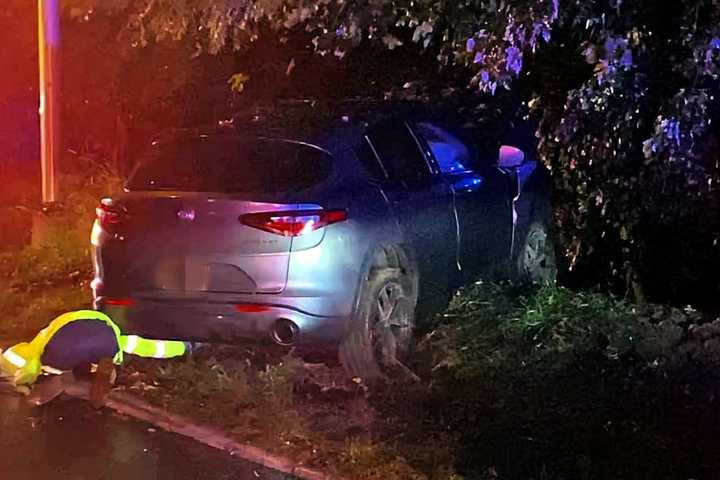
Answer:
[227, 72, 250, 93]
[257, 0, 283, 15]
[382, 34, 404, 50]
[285, 57, 296, 76]
[466, 37, 476, 52]
[412, 21, 434, 43]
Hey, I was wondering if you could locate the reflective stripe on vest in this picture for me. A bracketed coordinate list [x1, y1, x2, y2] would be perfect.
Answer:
[121, 336, 185, 359]
[123, 335, 140, 353]
[153, 342, 166, 358]
[3, 348, 26, 368]
[42, 365, 64, 375]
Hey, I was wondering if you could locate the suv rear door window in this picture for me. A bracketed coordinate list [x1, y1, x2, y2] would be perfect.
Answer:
[128, 137, 332, 193]
[366, 123, 431, 188]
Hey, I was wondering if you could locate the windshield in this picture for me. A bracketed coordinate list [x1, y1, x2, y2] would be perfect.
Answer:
[127, 136, 332, 193]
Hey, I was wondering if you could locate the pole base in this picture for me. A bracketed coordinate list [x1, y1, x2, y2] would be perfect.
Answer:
[30, 202, 65, 248]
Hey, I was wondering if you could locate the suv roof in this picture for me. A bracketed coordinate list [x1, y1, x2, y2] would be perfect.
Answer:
[152, 100, 456, 155]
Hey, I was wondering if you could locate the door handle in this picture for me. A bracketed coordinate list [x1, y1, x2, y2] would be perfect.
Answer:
[452, 176, 484, 194]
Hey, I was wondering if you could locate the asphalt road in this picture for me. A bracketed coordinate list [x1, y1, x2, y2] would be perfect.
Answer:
[0, 382, 288, 480]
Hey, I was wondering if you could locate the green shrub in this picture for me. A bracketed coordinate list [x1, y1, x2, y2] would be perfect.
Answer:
[416, 282, 720, 479]
[9, 227, 90, 287]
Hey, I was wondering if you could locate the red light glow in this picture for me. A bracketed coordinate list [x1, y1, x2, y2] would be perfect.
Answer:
[104, 298, 135, 307]
[235, 304, 271, 313]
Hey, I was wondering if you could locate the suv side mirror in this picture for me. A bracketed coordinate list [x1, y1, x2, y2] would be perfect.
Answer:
[498, 145, 525, 168]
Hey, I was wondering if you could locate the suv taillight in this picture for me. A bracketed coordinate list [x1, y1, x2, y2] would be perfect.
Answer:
[95, 199, 126, 230]
[240, 209, 347, 237]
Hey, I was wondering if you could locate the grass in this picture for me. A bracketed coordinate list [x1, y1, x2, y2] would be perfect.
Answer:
[339, 438, 444, 480]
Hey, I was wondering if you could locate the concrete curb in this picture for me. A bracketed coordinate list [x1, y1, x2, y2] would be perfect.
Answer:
[64, 382, 341, 480]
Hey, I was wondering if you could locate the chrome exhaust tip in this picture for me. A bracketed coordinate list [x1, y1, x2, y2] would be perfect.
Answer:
[271, 319, 299, 346]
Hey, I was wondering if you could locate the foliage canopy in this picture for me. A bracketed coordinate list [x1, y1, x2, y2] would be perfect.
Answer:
[51, 1, 720, 298]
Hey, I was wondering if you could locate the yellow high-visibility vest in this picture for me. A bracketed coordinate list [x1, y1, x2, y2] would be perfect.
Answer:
[0, 310, 186, 386]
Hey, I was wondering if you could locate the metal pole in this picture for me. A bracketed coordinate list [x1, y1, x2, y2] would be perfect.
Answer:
[38, 0, 61, 204]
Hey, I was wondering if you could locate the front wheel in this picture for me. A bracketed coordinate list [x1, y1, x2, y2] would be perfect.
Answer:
[515, 220, 558, 285]
[339, 267, 418, 381]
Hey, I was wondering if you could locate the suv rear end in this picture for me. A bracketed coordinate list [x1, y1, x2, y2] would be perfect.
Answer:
[92, 132, 371, 350]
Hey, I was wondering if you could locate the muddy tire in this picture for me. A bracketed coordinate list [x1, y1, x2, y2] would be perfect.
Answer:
[340, 265, 418, 381]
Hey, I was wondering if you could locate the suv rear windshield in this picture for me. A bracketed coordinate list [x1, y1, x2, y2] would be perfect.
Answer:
[128, 137, 332, 193]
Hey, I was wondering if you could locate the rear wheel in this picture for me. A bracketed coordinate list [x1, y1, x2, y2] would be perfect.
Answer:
[340, 251, 418, 381]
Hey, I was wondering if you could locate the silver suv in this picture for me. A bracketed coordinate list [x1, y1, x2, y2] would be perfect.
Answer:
[91, 106, 555, 376]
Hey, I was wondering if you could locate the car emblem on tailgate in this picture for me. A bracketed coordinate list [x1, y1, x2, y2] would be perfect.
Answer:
[177, 208, 196, 222]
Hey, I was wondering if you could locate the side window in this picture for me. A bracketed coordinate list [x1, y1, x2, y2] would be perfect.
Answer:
[366, 123, 431, 188]
[415, 122, 471, 174]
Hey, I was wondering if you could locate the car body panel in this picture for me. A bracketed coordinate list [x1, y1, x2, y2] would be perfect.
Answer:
[446, 166, 514, 278]
[381, 176, 459, 298]
[97, 194, 296, 295]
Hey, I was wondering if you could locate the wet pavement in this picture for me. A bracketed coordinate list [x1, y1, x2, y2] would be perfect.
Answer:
[0, 383, 288, 480]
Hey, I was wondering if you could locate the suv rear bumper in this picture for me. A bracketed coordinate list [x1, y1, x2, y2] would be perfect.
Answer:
[96, 297, 348, 353]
